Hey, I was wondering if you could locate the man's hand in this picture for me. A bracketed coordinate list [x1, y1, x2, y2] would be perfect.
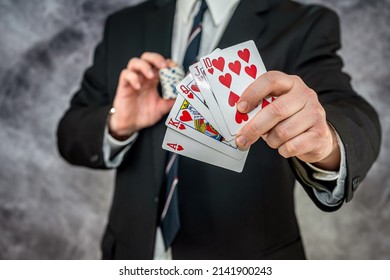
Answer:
[235, 71, 341, 171]
[109, 52, 175, 139]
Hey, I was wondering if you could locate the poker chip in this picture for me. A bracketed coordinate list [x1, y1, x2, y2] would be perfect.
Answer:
[159, 62, 185, 99]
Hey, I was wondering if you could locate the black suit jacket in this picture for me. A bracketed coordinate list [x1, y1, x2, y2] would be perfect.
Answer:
[57, 0, 381, 259]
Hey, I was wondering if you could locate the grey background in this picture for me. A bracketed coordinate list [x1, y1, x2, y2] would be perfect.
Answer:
[0, 0, 388, 259]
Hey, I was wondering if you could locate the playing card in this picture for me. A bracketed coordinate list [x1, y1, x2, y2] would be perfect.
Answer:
[200, 40, 269, 135]
[162, 128, 248, 173]
[189, 61, 235, 142]
[165, 94, 245, 159]
[176, 73, 221, 134]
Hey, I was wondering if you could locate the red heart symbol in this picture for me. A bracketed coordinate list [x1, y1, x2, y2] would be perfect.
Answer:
[245, 64, 257, 79]
[235, 111, 249, 124]
[212, 57, 225, 72]
[177, 145, 184, 151]
[218, 73, 232, 88]
[179, 123, 186, 130]
[228, 91, 240, 107]
[186, 92, 194, 99]
[261, 98, 270, 108]
[179, 110, 193, 122]
[238, 48, 250, 63]
[228, 60, 241, 75]
[208, 68, 214, 74]
[271, 97, 276, 102]
[191, 84, 200, 92]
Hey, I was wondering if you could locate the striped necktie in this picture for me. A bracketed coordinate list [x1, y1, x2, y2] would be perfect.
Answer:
[183, 0, 208, 71]
[160, 0, 208, 250]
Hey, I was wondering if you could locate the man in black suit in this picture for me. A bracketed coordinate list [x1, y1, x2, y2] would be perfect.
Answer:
[57, 0, 381, 259]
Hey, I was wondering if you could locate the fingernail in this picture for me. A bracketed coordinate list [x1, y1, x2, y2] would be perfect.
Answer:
[236, 135, 248, 148]
[134, 82, 141, 90]
[237, 101, 248, 112]
[160, 61, 167, 68]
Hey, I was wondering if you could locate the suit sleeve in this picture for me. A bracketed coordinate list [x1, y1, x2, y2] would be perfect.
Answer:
[291, 7, 381, 210]
[57, 17, 113, 169]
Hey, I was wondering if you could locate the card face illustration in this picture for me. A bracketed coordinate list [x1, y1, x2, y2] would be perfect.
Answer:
[176, 74, 221, 134]
[165, 94, 244, 159]
[189, 61, 235, 141]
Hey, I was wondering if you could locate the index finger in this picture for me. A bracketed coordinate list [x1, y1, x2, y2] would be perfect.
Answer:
[237, 71, 294, 113]
[140, 52, 168, 69]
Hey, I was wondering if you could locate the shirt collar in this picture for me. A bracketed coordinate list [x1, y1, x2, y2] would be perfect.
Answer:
[177, 0, 241, 25]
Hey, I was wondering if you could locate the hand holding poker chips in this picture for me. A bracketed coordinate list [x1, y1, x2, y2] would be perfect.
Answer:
[161, 40, 274, 172]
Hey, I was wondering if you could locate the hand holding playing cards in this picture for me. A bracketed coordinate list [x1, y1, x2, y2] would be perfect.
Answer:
[109, 52, 174, 139]
[236, 71, 341, 170]
[162, 40, 340, 172]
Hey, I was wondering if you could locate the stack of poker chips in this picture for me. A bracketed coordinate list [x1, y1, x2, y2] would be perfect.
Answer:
[159, 60, 185, 99]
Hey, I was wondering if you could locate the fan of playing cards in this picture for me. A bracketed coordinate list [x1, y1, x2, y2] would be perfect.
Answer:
[161, 40, 274, 173]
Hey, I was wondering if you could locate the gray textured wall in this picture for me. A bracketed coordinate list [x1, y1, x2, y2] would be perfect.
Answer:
[0, 0, 388, 259]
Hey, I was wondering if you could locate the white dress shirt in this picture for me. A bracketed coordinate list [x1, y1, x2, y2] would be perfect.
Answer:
[102, 0, 347, 259]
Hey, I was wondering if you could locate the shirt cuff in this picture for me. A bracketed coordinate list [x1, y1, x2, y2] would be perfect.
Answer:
[102, 125, 138, 168]
[291, 127, 347, 207]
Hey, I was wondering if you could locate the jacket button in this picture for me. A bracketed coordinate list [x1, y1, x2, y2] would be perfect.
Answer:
[352, 176, 360, 191]
[90, 154, 99, 163]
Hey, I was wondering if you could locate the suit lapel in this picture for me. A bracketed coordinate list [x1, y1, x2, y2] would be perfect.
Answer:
[144, 0, 176, 189]
[144, 0, 176, 57]
[217, 0, 270, 50]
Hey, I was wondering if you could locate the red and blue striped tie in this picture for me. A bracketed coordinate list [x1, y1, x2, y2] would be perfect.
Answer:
[160, 153, 180, 249]
[160, 0, 208, 250]
[182, 0, 208, 71]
